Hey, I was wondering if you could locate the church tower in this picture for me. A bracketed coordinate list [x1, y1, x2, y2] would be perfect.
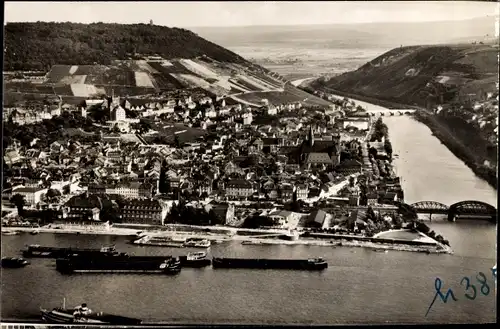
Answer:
[308, 126, 315, 147]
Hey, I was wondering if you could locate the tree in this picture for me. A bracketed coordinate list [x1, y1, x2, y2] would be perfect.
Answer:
[416, 222, 430, 234]
[174, 135, 182, 148]
[139, 119, 152, 133]
[207, 209, 221, 225]
[62, 184, 71, 195]
[366, 206, 376, 221]
[368, 147, 378, 158]
[46, 188, 61, 199]
[384, 140, 393, 158]
[10, 194, 26, 215]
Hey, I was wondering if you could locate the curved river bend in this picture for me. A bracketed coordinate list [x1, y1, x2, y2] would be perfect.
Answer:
[1, 99, 497, 325]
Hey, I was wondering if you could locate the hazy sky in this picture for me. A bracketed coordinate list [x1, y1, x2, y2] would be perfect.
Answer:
[4, 1, 499, 27]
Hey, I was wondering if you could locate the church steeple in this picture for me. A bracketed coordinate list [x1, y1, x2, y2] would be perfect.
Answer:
[308, 125, 314, 146]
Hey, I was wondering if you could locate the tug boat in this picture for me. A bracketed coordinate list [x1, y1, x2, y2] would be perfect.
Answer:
[40, 302, 142, 324]
[179, 251, 211, 267]
[1, 257, 29, 268]
[184, 238, 211, 248]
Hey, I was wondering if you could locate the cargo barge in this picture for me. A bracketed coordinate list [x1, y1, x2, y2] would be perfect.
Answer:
[21, 244, 125, 258]
[212, 257, 328, 271]
[61, 251, 211, 268]
[56, 257, 181, 275]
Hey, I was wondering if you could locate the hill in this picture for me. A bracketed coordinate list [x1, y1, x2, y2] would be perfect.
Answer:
[3, 22, 328, 106]
[310, 43, 499, 108]
[3, 22, 251, 71]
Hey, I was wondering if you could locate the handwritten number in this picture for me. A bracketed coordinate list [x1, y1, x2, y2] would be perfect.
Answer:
[425, 278, 457, 317]
[476, 272, 490, 296]
[460, 277, 477, 300]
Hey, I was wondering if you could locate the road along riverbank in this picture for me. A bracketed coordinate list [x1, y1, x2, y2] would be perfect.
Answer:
[2, 224, 450, 254]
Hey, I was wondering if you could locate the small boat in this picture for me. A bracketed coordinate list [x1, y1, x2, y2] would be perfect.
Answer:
[31, 230, 40, 235]
[41, 302, 142, 325]
[184, 238, 211, 248]
[2, 231, 19, 236]
[1, 257, 30, 268]
[241, 241, 263, 245]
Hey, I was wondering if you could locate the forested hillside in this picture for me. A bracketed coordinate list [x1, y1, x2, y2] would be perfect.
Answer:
[310, 43, 499, 108]
[4, 22, 250, 71]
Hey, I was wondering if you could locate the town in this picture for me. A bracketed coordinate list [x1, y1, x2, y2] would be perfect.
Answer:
[2, 84, 434, 244]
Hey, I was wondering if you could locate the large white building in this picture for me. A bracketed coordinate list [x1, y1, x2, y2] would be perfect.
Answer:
[12, 187, 48, 206]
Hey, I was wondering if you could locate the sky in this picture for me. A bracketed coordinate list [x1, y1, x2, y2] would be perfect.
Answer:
[4, 1, 499, 27]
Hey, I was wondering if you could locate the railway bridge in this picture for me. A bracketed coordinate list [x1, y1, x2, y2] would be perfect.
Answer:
[393, 200, 497, 223]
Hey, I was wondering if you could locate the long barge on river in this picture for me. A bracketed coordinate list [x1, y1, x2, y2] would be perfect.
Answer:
[60, 251, 211, 268]
[56, 257, 181, 275]
[212, 257, 328, 271]
[21, 244, 125, 258]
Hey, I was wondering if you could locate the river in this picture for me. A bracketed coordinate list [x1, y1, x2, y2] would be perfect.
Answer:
[1, 100, 497, 325]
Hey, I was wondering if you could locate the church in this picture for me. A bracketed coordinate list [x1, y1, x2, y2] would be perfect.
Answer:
[288, 126, 340, 171]
[108, 94, 126, 122]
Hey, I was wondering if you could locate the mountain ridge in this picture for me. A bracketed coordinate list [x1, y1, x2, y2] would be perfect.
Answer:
[3, 22, 331, 107]
[309, 42, 499, 108]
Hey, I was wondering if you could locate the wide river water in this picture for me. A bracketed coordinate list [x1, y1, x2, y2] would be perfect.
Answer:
[1, 99, 497, 325]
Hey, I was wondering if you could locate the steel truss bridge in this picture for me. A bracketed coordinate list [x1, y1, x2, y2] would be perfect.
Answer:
[392, 200, 497, 222]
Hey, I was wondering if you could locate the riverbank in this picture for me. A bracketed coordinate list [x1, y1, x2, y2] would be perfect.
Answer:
[2, 225, 451, 254]
[302, 85, 420, 110]
[413, 111, 497, 189]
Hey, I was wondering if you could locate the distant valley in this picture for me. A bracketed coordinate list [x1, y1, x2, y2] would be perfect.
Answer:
[191, 16, 497, 80]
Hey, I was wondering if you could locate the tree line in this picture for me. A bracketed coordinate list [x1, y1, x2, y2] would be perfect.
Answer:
[4, 22, 250, 71]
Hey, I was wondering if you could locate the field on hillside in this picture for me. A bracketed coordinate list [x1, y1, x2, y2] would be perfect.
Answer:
[4, 82, 56, 94]
[233, 83, 331, 106]
[5, 53, 313, 104]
